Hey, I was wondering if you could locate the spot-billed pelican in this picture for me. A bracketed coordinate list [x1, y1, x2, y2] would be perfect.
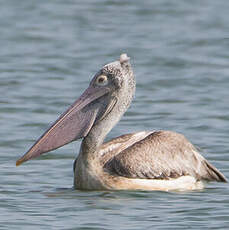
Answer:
[16, 54, 227, 191]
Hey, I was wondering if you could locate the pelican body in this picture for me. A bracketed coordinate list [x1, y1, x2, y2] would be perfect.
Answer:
[17, 54, 227, 191]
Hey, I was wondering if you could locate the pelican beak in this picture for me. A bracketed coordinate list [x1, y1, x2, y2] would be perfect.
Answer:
[16, 85, 110, 166]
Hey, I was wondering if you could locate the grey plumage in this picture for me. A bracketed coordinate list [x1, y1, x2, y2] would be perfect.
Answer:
[103, 131, 227, 182]
[17, 54, 227, 190]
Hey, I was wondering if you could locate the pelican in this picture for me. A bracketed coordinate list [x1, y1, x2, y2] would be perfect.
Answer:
[16, 54, 227, 191]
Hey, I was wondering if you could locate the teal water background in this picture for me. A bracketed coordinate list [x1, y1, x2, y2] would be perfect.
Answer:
[1, 1, 229, 229]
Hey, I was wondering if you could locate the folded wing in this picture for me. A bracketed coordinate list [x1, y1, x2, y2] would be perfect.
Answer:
[104, 131, 227, 182]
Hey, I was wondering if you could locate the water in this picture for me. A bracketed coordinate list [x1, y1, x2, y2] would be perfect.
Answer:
[1, 0, 229, 229]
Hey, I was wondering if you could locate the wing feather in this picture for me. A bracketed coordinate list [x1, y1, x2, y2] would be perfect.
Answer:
[104, 131, 227, 182]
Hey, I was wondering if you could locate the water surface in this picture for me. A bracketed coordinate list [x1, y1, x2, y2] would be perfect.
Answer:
[1, 0, 229, 229]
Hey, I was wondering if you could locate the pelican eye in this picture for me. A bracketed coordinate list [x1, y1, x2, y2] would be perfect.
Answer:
[96, 75, 108, 86]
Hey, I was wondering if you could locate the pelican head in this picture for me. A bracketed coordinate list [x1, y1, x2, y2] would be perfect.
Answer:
[16, 54, 135, 166]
